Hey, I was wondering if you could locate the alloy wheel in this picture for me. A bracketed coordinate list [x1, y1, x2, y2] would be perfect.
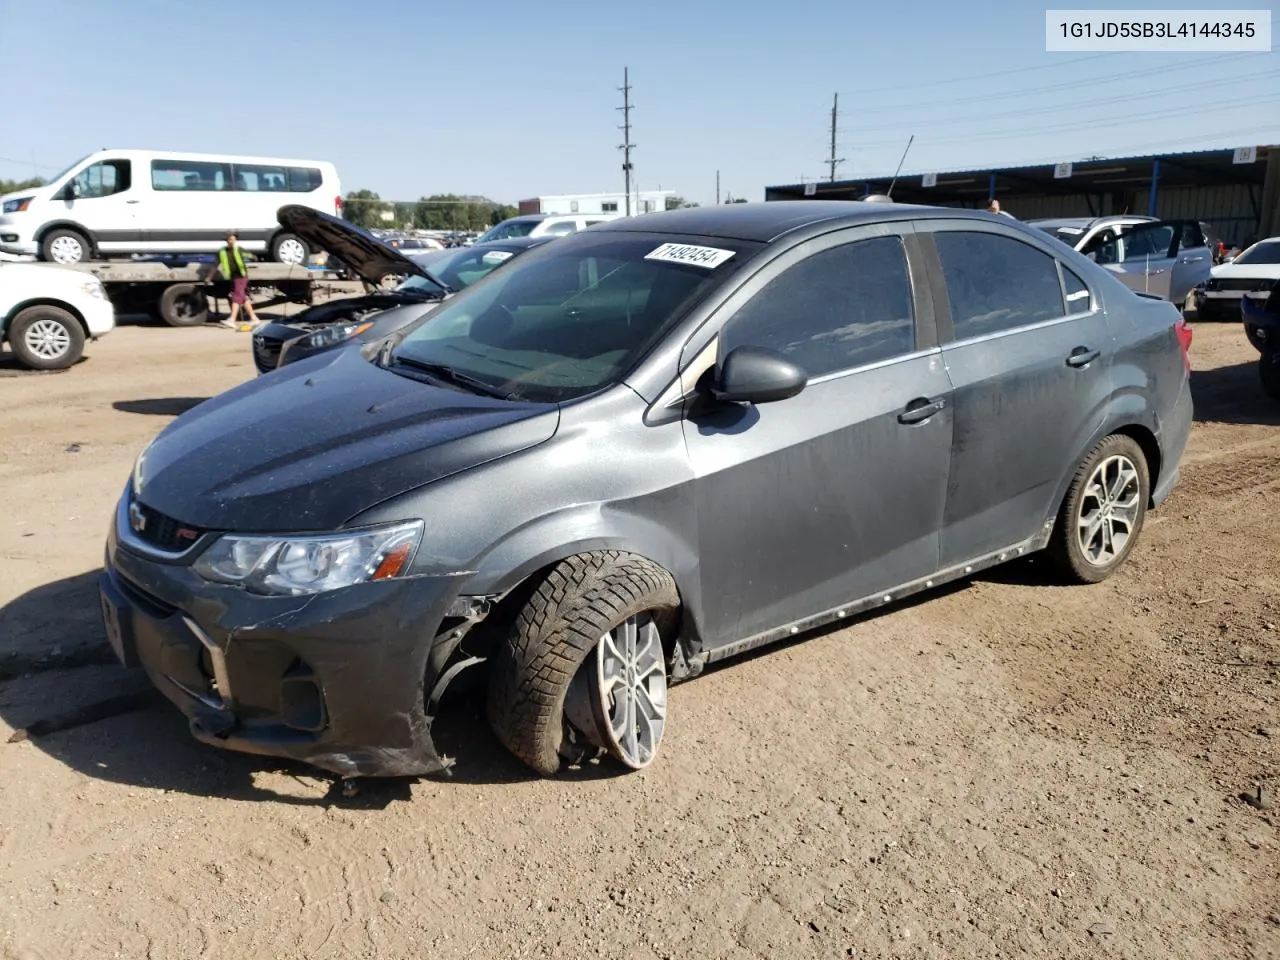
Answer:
[1076, 453, 1141, 566]
[22, 319, 72, 361]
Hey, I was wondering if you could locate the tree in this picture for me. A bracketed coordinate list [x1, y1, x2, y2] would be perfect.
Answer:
[343, 189, 388, 229]
[0, 177, 44, 195]
[665, 196, 698, 210]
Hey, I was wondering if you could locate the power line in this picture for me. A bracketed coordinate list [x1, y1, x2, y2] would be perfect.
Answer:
[618, 66, 634, 217]
[832, 94, 1279, 150]
[837, 51, 1259, 120]
[841, 52, 1121, 97]
[836, 67, 1280, 136]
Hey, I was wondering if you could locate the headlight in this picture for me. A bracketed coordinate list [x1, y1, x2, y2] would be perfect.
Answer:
[2, 196, 33, 214]
[131, 443, 150, 496]
[193, 520, 424, 596]
[81, 279, 106, 300]
[304, 321, 374, 349]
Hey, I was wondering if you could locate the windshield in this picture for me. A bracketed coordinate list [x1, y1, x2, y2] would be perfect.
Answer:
[395, 272, 449, 296]
[1032, 224, 1087, 248]
[477, 219, 539, 243]
[388, 232, 759, 402]
[1234, 240, 1280, 265]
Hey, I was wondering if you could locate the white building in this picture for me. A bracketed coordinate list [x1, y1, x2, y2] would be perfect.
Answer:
[518, 190, 677, 216]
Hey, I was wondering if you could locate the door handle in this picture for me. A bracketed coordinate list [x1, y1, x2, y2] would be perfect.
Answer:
[1066, 346, 1101, 368]
[1180, 255, 1205, 263]
[898, 396, 945, 424]
[126, 199, 140, 204]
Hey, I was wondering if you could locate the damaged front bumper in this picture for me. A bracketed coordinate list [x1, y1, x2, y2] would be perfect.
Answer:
[98, 498, 483, 779]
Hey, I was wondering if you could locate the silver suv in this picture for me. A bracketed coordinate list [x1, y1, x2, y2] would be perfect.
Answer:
[1029, 215, 1157, 252]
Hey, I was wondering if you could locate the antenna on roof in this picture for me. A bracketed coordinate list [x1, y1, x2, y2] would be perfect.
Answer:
[885, 135, 915, 198]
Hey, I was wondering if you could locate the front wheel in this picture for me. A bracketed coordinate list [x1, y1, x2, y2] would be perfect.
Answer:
[1046, 434, 1150, 584]
[7, 305, 86, 370]
[486, 552, 680, 776]
[40, 228, 91, 264]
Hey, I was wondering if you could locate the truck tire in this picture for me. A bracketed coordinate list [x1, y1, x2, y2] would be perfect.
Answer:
[486, 551, 680, 776]
[7, 306, 85, 370]
[158, 284, 210, 327]
[40, 228, 91, 264]
[1046, 433, 1150, 585]
[270, 233, 309, 265]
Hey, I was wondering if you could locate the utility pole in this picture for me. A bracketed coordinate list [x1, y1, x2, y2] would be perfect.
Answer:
[617, 67, 634, 217]
[827, 93, 845, 182]
[715, 170, 720, 205]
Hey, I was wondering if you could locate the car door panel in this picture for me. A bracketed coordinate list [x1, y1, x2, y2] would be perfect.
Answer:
[917, 222, 1114, 566]
[679, 225, 952, 650]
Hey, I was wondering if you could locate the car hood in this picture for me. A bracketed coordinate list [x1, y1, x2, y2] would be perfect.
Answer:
[1211, 261, 1280, 280]
[276, 204, 439, 288]
[132, 346, 559, 532]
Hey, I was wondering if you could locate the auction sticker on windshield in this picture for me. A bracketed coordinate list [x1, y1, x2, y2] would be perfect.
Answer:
[645, 243, 736, 269]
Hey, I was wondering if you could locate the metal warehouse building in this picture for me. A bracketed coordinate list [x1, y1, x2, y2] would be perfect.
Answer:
[765, 145, 1280, 246]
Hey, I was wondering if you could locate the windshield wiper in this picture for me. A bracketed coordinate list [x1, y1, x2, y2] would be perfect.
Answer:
[390, 355, 517, 400]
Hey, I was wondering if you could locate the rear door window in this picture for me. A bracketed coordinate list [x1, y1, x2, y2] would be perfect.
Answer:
[933, 231, 1066, 339]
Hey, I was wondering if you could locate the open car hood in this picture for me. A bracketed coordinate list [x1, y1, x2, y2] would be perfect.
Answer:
[276, 204, 434, 286]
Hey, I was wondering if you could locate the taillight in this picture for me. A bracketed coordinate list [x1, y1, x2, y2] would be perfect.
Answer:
[335, 195, 343, 215]
[1174, 317, 1192, 372]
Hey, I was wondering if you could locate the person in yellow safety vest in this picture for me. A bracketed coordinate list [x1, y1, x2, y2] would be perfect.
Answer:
[212, 233, 260, 328]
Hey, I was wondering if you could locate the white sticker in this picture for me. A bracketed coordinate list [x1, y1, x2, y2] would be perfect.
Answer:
[481, 250, 514, 264]
[1058, 225, 1085, 235]
[644, 242, 736, 269]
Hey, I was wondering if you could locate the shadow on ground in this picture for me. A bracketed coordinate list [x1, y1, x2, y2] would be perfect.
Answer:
[1190, 358, 1279, 426]
[112, 397, 209, 417]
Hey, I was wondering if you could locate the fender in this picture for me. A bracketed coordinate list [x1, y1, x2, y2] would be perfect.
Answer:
[33, 219, 95, 244]
[458, 499, 707, 655]
[1, 297, 90, 337]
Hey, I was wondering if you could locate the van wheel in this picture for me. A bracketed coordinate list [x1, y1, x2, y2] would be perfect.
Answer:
[271, 233, 309, 265]
[486, 552, 680, 776]
[158, 283, 210, 327]
[40, 228, 91, 264]
[8, 306, 85, 370]
[1047, 434, 1150, 584]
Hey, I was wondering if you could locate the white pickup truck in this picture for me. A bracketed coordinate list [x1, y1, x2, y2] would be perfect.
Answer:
[1, 261, 116, 370]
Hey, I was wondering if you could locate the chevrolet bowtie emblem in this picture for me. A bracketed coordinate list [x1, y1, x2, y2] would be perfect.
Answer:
[128, 501, 147, 534]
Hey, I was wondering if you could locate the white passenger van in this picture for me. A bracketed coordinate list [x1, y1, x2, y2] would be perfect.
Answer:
[0, 149, 342, 265]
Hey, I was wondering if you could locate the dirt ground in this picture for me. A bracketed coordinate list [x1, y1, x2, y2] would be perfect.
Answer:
[0, 310, 1276, 960]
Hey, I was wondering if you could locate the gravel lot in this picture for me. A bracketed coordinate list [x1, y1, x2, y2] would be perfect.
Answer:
[0, 313, 1276, 959]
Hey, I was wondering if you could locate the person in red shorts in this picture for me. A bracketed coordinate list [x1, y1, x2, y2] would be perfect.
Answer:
[213, 233, 260, 328]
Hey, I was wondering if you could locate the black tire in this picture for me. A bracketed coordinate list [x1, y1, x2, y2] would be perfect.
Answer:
[1260, 354, 1280, 402]
[39, 227, 91, 264]
[486, 551, 680, 776]
[1046, 434, 1150, 585]
[157, 283, 210, 327]
[7, 305, 86, 370]
[270, 232, 310, 265]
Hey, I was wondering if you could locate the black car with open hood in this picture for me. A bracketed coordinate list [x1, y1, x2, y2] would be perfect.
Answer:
[250, 205, 450, 373]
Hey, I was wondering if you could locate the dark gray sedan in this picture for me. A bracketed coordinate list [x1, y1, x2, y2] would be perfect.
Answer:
[99, 201, 1193, 781]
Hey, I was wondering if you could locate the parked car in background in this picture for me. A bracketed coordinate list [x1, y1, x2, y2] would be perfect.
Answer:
[251, 206, 449, 374]
[475, 212, 620, 243]
[1242, 282, 1280, 400]
[1192, 236, 1280, 322]
[1028, 214, 1157, 252]
[1, 261, 115, 369]
[385, 234, 444, 254]
[274, 236, 555, 370]
[1076, 219, 1215, 306]
[0, 149, 341, 265]
[100, 201, 1192, 782]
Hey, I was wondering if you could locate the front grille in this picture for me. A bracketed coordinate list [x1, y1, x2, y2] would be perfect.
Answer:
[1211, 278, 1275, 292]
[252, 334, 284, 373]
[130, 499, 206, 553]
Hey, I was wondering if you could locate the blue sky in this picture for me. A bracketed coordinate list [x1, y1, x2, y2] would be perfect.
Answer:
[1, 0, 1277, 205]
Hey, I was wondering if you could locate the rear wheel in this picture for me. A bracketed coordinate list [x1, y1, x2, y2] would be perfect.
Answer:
[40, 228, 91, 264]
[1047, 434, 1150, 584]
[270, 233, 309, 265]
[486, 552, 680, 776]
[7, 305, 85, 370]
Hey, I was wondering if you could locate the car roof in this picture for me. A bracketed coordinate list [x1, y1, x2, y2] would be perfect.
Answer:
[1029, 215, 1154, 229]
[591, 200, 987, 243]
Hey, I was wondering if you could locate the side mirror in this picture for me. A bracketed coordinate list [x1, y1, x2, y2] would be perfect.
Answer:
[61, 182, 78, 201]
[709, 345, 807, 404]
